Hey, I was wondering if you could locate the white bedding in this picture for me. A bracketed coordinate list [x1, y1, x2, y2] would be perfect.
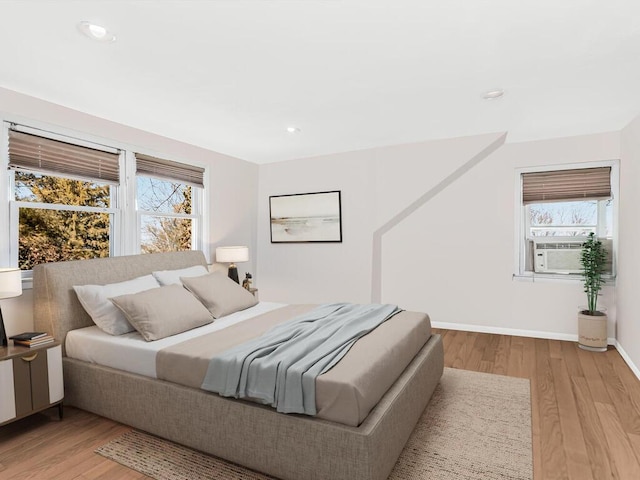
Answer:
[65, 302, 286, 378]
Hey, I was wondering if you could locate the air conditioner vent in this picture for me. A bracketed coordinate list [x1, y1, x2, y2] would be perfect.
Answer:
[535, 242, 583, 250]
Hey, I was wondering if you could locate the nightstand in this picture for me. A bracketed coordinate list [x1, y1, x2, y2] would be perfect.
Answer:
[0, 342, 64, 426]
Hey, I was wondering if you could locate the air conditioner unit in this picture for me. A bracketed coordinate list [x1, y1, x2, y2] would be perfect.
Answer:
[533, 239, 584, 274]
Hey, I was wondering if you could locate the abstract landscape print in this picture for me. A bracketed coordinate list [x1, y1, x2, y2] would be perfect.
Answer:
[270, 191, 342, 243]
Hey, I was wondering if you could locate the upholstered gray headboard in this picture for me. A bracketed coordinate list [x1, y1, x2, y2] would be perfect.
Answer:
[33, 251, 208, 354]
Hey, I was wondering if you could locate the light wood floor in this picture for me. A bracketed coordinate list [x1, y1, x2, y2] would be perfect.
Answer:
[1, 330, 639, 479]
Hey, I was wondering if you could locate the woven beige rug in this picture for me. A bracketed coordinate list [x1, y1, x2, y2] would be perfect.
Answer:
[96, 367, 532, 480]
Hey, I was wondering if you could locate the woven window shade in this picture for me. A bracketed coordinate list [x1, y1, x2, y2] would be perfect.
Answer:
[8, 130, 120, 184]
[135, 153, 204, 188]
[522, 167, 612, 204]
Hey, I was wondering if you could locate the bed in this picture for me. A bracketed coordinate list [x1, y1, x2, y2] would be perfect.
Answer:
[33, 251, 444, 480]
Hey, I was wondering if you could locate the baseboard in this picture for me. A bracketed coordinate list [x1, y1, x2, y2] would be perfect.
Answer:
[431, 321, 640, 380]
[614, 341, 640, 381]
[431, 321, 616, 346]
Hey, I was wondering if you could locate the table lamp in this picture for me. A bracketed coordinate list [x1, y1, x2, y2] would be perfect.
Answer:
[0, 268, 22, 347]
[215, 246, 249, 284]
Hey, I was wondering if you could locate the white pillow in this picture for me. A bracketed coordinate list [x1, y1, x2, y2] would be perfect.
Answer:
[152, 265, 208, 286]
[73, 275, 160, 335]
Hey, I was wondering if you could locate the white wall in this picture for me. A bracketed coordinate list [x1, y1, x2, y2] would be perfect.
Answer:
[384, 133, 619, 339]
[0, 87, 258, 337]
[258, 131, 620, 341]
[257, 132, 507, 303]
[617, 115, 640, 374]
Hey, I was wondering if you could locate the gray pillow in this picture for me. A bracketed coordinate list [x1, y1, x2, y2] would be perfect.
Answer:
[110, 284, 213, 341]
[181, 272, 258, 318]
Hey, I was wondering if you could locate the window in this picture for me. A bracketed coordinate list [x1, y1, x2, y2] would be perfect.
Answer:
[8, 127, 120, 270]
[516, 164, 618, 277]
[3, 122, 207, 274]
[135, 153, 204, 254]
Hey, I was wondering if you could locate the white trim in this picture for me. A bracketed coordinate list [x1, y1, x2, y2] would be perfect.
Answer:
[0, 125, 10, 266]
[9, 202, 18, 269]
[12, 200, 117, 214]
[138, 210, 197, 220]
[512, 272, 616, 285]
[614, 340, 640, 381]
[122, 150, 138, 255]
[432, 320, 616, 346]
[514, 171, 525, 277]
[199, 169, 210, 261]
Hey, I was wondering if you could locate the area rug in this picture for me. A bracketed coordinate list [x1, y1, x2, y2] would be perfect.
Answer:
[96, 367, 532, 480]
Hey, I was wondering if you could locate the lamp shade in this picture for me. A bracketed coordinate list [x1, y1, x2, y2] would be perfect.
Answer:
[216, 246, 249, 264]
[0, 268, 22, 299]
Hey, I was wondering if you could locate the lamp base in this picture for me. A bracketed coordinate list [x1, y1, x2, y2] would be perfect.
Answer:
[228, 265, 239, 284]
[0, 307, 7, 347]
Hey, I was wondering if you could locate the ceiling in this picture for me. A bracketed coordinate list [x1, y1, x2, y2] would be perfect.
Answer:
[1, 1, 639, 164]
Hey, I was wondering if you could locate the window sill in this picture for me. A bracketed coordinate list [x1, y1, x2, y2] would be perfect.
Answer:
[513, 272, 616, 285]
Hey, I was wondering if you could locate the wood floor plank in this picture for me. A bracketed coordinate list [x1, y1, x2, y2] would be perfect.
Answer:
[452, 330, 475, 369]
[595, 351, 640, 436]
[535, 339, 569, 480]
[548, 339, 563, 359]
[478, 359, 494, 373]
[572, 377, 616, 480]
[521, 336, 542, 479]
[629, 434, 640, 466]
[493, 334, 511, 375]
[595, 402, 640, 479]
[443, 330, 465, 366]
[506, 335, 525, 378]
[549, 358, 594, 480]
[560, 341, 584, 378]
[609, 351, 640, 426]
[577, 346, 612, 405]
[464, 332, 492, 371]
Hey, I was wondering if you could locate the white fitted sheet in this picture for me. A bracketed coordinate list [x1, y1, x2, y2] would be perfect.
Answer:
[65, 302, 286, 378]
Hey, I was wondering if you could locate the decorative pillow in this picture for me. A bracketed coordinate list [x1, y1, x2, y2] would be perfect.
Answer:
[110, 284, 213, 341]
[73, 275, 160, 335]
[181, 272, 258, 319]
[152, 265, 208, 286]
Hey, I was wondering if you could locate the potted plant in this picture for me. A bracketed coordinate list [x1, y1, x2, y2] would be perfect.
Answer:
[578, 232, 608, 351]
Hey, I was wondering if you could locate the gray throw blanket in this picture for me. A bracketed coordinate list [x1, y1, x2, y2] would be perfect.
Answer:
[201, 303, 401, 415]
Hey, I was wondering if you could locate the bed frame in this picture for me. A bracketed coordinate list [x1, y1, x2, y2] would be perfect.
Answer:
[33, 251, 444, 480]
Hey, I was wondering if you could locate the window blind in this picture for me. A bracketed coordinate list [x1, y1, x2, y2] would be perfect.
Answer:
[8, 130, 120, 184]
[135, 153, 205, 188]
[522, 167, 612, 204]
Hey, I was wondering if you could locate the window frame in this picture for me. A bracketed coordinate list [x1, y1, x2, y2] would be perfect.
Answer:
[135, 174, 204, 254]
[0, 118, 209, 283]
[514, 160, 619, 280]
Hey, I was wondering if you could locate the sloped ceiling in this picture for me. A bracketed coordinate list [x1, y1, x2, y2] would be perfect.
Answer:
[1, 0, 639, 164]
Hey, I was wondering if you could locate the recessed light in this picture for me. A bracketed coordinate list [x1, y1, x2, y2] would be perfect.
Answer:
[483, 89, 504, 100]
[286, 126, 301, 134]
[77, 21, 116, 43]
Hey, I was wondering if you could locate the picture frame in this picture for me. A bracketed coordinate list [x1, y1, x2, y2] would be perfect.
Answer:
[269, 190, 342, 243]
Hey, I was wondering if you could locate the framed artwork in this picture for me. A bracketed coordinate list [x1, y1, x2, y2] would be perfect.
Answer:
[270, 190, 342, 243]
